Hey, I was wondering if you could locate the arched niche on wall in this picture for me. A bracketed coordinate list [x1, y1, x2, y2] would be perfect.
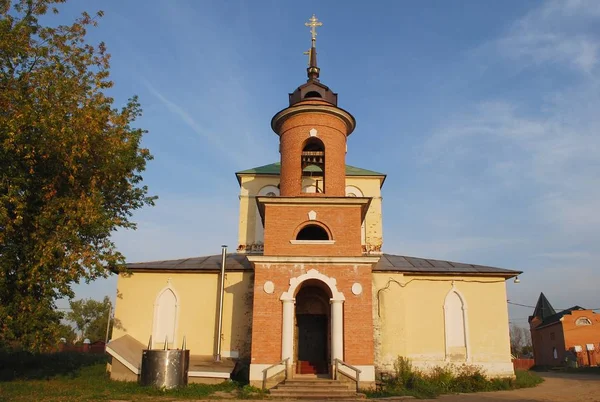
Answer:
[255, 185, 279, 243]
[152, 285, 179, 346]
[443, 286, 470, 362]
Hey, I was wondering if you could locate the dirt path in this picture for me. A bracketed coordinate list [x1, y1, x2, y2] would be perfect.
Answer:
[422, 372, 600, 402]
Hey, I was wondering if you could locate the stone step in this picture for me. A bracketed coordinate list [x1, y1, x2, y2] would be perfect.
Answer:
[270, 391, 360, 399]
[270, 378, 362, 400]
[283, 380, 350, 386]
[271, 387, 356, 394]
[272, 384, 352, 391]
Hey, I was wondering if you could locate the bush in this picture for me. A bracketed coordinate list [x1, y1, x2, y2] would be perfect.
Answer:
[0, 351, 107, 381]
[451, 364, 490, 393]
[367, 357, 543, 399]
[428, 364, 454, 393]
[392, 356, 416, 387]
[410, 375, 443, 398]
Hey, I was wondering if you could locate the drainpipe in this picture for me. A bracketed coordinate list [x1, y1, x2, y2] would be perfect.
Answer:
[215, 245, 227, 362]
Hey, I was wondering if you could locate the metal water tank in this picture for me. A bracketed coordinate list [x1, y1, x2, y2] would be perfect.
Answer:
[140, 349, 190, 388]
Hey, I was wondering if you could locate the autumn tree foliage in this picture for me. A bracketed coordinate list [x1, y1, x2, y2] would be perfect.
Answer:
[0, 0, 155, 351]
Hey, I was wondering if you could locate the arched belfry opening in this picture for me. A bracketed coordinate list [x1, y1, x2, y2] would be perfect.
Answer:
[301, 137, 325, 193]
[294, 280, 332, 374]
[304, 91, 322, 99]
[296, 224, 329, 241]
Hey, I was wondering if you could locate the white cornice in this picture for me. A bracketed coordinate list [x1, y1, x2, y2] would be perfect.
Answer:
[256, 196, 371, 206]
[246, 255, 381, 264]
[289, 240, 335, 245]
[271, 104, 356, 135]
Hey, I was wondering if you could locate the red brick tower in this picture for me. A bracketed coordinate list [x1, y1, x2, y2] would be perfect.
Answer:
[248, 15, 378, 387]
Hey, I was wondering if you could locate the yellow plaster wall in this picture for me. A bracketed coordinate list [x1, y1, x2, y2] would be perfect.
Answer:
[373, 273, 513, 375]
[346, 177, 383, 252]
[113, 271, 254, 358]
[237, 174, 383, 253]
[237, 176, 279, 250]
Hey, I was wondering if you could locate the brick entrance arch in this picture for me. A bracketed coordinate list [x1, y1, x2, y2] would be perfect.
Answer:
[280, 269, 345, 372]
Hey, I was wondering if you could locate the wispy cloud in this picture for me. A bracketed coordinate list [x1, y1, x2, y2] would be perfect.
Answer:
[418, 0, 600, 309]
[534, 251, 595, 260]
[499, 0, 600, 74]
[142, 80, 253, 167]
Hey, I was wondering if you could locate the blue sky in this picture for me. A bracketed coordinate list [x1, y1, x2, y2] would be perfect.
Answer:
[53, 1, 600, 325]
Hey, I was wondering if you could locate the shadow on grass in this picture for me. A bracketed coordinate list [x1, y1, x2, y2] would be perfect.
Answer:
[0, 362, 253, 401]
[0, 351, 107, 381]
[532, 365, 600, 375]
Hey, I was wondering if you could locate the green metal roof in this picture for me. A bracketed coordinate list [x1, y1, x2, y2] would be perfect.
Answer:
[236, 162, 385, 177]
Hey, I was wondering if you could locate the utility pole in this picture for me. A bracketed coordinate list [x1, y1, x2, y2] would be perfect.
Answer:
[104, 304, 112, 345]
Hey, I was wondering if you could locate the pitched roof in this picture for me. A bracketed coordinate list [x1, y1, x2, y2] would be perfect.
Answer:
[531, 306, 586, 329]
[235, 162, 386, 185]
[376, 254, 520, 276]
[126, 252, 520, 277]
[531, 292, 557, 322]
[126, 254, 251, 272]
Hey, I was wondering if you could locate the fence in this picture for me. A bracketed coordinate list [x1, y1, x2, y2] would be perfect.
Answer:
[58, 341, 105, 354]
[512, 358, 535, 370]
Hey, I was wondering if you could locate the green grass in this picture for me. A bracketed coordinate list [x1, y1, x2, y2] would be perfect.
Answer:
[363, 357, 544, 400]
[0, 353, 246, 402]
[513, 369, 545, 388]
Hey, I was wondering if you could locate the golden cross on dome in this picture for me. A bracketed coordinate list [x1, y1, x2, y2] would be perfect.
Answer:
[305, 14, 322, 44]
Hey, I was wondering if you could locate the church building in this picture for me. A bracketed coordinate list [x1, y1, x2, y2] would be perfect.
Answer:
[107, 16, 520, 389]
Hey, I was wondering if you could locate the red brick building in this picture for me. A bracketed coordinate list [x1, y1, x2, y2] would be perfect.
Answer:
[529, 292, 600, 367]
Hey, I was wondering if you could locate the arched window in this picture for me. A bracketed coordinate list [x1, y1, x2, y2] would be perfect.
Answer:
[255, 185, 280, 243]
[296, 224, 329, 241]
[576, 317, 592, 326]
[346, 186, 366, 245]
[302, 138, 325, 192]
[345, 186, 363, 197]
[444, 290, 468, 361]
[153, 288, 177, 346]
[304, 91, 322, 98]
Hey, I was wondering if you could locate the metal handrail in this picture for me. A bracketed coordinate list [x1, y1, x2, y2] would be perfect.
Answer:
[333, 358, 361, 393]
[262, 357, 290, 390]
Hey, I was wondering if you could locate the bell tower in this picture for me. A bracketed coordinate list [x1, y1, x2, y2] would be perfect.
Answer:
[257, 15, 368, 257]
[248, 15, 378, 387]
[273, 15, 355, 197]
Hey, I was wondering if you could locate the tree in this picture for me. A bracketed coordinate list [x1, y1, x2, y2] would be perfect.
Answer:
[57, 322, 76, 344]
[0, 0, 155, 351]
[66, 296, 112, 342]
[509, 324, 532, 357]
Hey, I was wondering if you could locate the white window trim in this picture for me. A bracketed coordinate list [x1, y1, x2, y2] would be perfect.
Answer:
[289, 240, 335, 245]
